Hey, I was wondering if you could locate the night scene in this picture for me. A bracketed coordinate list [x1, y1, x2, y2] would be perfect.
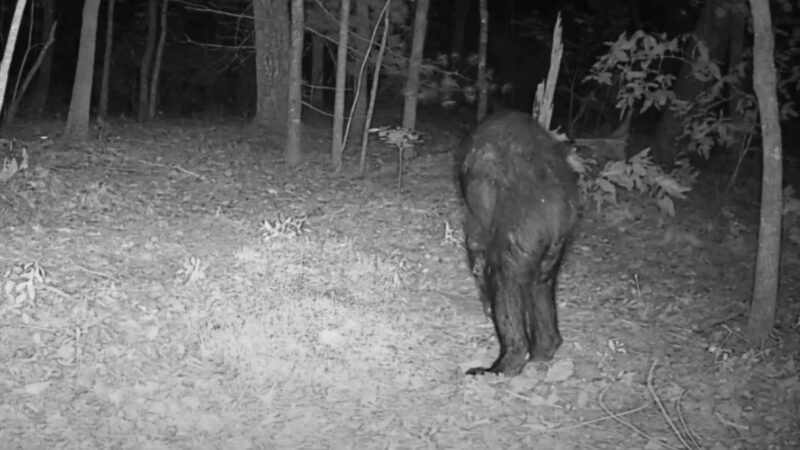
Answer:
[0, 0, 798, 448]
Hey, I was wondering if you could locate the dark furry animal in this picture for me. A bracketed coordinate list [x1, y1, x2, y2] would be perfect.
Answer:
[455, 111, 579, 376]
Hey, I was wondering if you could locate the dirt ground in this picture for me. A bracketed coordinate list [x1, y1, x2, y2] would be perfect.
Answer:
[0, 114, 798, 450]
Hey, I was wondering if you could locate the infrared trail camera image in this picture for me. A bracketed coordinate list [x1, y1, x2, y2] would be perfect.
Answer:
[0, 0, 797, 449]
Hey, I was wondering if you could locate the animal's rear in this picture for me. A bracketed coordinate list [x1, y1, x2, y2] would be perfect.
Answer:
[456, 111, 579, 376]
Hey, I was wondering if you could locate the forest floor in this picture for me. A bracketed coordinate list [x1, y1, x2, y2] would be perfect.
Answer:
[0, 112, 798, 450]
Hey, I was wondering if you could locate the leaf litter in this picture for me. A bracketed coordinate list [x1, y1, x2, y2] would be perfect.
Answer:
[0, 121, 797, 449]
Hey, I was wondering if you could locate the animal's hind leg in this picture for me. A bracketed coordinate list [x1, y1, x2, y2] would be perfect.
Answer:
[467, 256, 530, 376]
[527, 242, 568, 361]
[466, 245, 491, 317]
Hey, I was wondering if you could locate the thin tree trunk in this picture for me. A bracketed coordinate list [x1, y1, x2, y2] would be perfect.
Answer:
[29, 0, 54, 116]
[476, 0, 488, 121]
[148, 0, 168, 119]
[350, 0, 369, 146]
[99, 0, 116, 120]
[311, 33, 325, 107]
[6, 20, 56, 124]
[726, 0, 749, 170]
[747, 0, 782, 339]
[359, 2, 390, 174]
[0, 0, 28, 115]
[331, 0, 351, 170]
[63, 0, 101, 141]
[252, 0, 290, 133]
[285, 0, 304, 166]
[450, 0, 470, 59]
[401, 0, 430, 130]
[138, 0, 157, 121]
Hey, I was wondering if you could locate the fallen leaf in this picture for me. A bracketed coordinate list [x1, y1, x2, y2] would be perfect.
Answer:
[22, 381, 50, 395]
[545, 359, 574, 383]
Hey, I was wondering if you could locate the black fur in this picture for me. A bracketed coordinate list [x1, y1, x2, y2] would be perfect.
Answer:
[455, 111, 579, 376]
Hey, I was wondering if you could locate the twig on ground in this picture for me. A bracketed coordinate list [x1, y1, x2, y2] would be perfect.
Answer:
[503, 389, 564, 408]
[76, 264, 118, 281]
[714, 411, 749, 431]
[532, 402, 649, 435]
[73, 326, 81, 389]
[137, 159, 207, 180]
[0, 322, 62, 332]
[647, 360, 693, 449]
[676, 388, 702, 449]
[598, 384, 681, 450]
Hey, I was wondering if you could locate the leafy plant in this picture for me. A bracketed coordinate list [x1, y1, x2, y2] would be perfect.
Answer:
[369, 126, 423, 192]
[260, 214, 308, 241]
[583, 148, 696, 216]
[585, 30, 682, 120]
[2, 262, 49, 308]
[0, 140, 28, 182]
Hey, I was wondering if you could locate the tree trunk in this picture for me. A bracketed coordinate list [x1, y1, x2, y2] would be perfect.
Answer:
[6, 18, 57, 125]
[747, 0, 782, 339]
[138, 0, 157, 121]
[0, 0, 28, 116]
[99, 0, 116, 120]
[450, 0, 470, 58]
[63, 0, 101, 141]
[651, 0, 744, 164]
[359, 4, 390, 174]
[401, 0, 430, 130]
[252, 0, 290, 133]
[311, 33, 325, 107]
[476, 0, 488, 121]
[331, 0, 351, 170]
[148, 0, 168, 120]
[285, 0, 304, 166]
[29, 0, 54, 117]
[349, 0, 370, 146]
[726, 0, 748, 169]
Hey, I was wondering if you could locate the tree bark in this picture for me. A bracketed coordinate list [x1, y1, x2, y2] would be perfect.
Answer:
[747, 0, 782, 339]
[285, 0, 304, 166]
[138, 0, 158, 121]
[310, 33, 325, 107]
[401, 0, 430, 130]
[252, 0, 290, 133]
[29, 0, 54, 116]
[148, 0, 168, 120]
[99, 0, 116, 120]
[349, 0, 370, 146]
[331, 0, 351, 170]
[0, 0, 28, 116]
[476, 0, 488, 121]
[63, 0, 101, 141]
[651, 0, 745, 164]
